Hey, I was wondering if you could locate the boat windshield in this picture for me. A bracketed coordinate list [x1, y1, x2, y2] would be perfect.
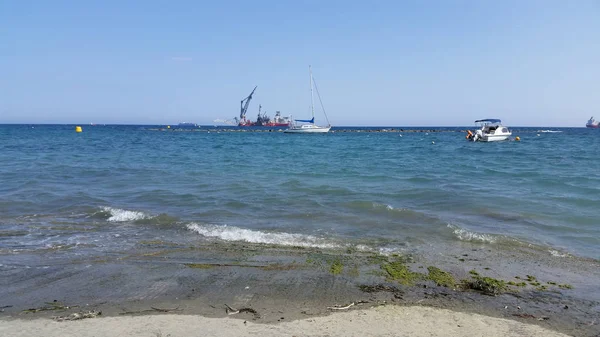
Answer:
[475, 119, 502, 127]
[475, 119, 501, 123]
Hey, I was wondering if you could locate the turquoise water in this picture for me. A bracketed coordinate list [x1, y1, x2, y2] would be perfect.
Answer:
[1, 124, 599, 266]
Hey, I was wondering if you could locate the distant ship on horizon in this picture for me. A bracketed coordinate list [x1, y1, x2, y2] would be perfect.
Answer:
[177, 122, 199, 128]
[586, 116, 599, 128]
[235, 86, 291, 127]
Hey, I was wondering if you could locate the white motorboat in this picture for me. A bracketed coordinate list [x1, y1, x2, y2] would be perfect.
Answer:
[284, 66, 331, 134]
[466, 119, 512, 142]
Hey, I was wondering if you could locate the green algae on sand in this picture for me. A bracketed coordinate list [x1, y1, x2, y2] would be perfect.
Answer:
[427, 266, 456, 288]
[381, 259, 425, 285]
[329, 260, 344, 275]
[463, 276, 507, 296]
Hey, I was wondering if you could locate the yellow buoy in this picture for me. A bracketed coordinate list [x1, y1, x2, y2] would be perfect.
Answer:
[167, 125, 171, 129]
[515, 136, 520, 141]
[75, 126, 82, 133]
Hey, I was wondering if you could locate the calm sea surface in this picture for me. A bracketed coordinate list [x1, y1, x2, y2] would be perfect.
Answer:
[1, 124, 599, 269]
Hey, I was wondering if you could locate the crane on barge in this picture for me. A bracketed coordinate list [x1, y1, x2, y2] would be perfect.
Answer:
[236, 86, 257, 126]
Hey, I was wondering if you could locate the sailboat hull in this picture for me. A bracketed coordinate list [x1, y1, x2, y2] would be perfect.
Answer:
[283, 126, 331, 133]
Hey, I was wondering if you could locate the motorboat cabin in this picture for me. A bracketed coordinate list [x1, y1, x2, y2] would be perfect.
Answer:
[467, 119, 511, 142]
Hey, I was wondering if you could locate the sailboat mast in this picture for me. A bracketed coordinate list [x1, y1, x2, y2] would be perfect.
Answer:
[309, 65, 315, 121]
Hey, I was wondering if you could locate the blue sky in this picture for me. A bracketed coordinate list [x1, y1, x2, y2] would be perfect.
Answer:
[1, 1, 598, 126]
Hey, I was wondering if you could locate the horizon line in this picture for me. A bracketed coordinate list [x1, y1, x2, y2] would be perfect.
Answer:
[0, 123, 588, 128]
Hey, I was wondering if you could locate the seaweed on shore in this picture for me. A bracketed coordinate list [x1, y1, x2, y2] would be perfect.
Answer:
[427, 266, 456, 288]
[507, 281, 527, 287]
[381, 260, 425, 285]
[304, 253, 354, 275]
[23, 301, 78, 313]
[462, 276, 506, 296]
[364, 254, 575, 298]
[509, 274, 574, 292]
[367, 254, 390, 264]
[358, 284, 401, 293]
[358, 284, 404, 299]
[329, 260, 344, 275]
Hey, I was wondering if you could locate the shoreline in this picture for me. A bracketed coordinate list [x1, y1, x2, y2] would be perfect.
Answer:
[1, 242, 599, 336]
[0, 305, 574, 337]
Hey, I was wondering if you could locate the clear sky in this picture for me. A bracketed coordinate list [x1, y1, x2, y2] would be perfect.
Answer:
[1, 0, 598, 126]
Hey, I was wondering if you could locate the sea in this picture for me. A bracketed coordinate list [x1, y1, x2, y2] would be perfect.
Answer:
[0, 124, 599, 272]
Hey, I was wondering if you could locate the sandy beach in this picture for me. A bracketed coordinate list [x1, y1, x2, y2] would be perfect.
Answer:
[0, 305, 572, 337]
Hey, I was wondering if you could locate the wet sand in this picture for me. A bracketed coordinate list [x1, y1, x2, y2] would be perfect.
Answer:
[1, 242, 599, 336]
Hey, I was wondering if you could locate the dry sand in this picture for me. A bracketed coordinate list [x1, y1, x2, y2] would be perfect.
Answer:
[0, 305, 571, 337]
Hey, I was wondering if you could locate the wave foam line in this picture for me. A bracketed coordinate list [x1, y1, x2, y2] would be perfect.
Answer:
[373, 202, 405, 213]
[447, 224, 498, 243]
[187, 223, 344, 249]
[101, 207, 152, 222]
[549, 250, 570, 258]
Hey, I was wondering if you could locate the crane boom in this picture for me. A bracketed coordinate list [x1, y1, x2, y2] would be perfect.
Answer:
[240, 86, 258, 120]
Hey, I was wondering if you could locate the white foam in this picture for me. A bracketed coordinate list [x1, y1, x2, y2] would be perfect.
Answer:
[448, 224, 497, 243]
[549, 250, 569, 258]
[187, 223, 343, 249]
[372, 202, 397, 211]
[355, 244, 373, 252]
[376, 203, 414, 215]
[377, 247, 406, 256]
[538, 130, 563, 133]
[102, 207, 151, 222]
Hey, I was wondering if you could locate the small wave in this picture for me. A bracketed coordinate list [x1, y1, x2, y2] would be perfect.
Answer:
[373, 202, 398, 211]
[347, 201, 404, 213]
[187, 223, 344, 249]
[538, 130, 563, 133]
[447, 224, 498, 243]
[101, 207, 152, 222]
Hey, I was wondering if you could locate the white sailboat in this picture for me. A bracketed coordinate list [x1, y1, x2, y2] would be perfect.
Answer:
[284, 66, 331, 134]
